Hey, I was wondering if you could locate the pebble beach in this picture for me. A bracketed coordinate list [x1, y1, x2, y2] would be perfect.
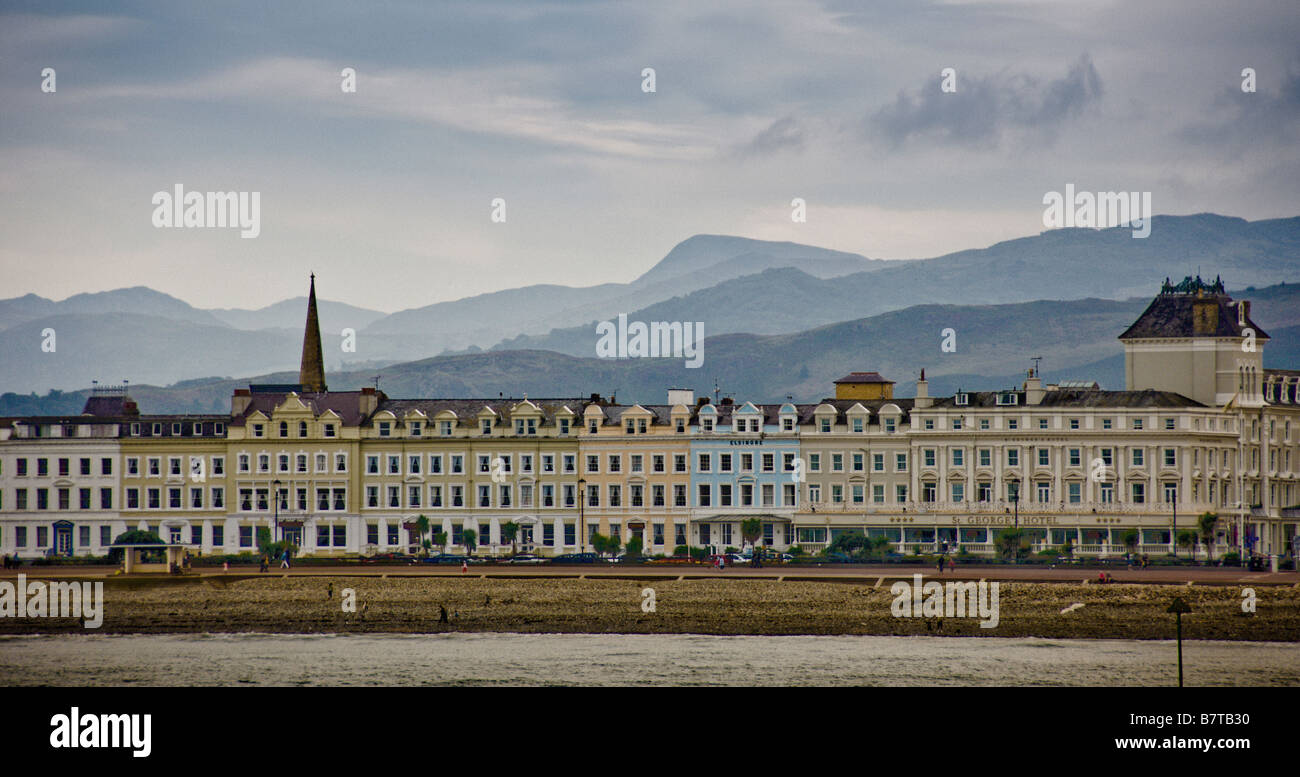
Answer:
[1, 575, 1296, 641]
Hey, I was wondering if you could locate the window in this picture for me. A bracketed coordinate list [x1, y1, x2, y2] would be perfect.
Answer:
[1132, 418, 1143, 430]
[378, 421, 392, 437]
[1007, 448, 1019, 467]
[951, 418, 963, 430]
[697, 484, 711, 507]
[884, 418, 896, 433]
[1163, 448, 1177, 467]
[951, 448, 964, 467]
[951, 483, 964, 502]
[410, 421, 423, 437]
[1132, 449, 1145, 467]
[1069, 449, 1081, 467]
[1038, 449, 1050, 467]
[979, 419, 990, 431]
[1131, 483, 1146, 503]
[212, 457, 224, 476]
[480, 419, 492, 435]
[895, 453, 907, 472]
[872, 453, 884, 472]
[896, 485, 907, 503]
[1164, 417, 1175, 430]
[923, 449, 936, 468]
[1069, 418, 1080, 430]
[697, 453, 711, 472]
[1068, 482, 1081, 503]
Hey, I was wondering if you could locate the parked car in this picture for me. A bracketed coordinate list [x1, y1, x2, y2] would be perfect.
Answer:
[506, 554, 545, 564]
[421, 554, 484, 564]
[550, 552, 600, 564]
[727, 553, 750, 565]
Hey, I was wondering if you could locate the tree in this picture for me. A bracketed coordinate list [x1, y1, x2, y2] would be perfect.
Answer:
[625, 536, 643, 560]
[501, 521, 519, 555]
[1122, 529, 1140, 557]
[1197, 512, 1218, 563]
[462, 528, 477, 555]
[414, 515, 430, 555]
[994, 528, 1028, 562]
[433, 530, 448, 554]
[828, 530, 869, 559]
[740, 518, 763, 553]
[607, 534, 622, 558]
[591, 533, 609, 557]
[1177, 530, 1197, 559]
[1059, 537, 1075, 559]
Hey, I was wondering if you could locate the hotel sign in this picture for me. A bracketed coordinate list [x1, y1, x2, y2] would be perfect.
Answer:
[956, 515, 1058, 526]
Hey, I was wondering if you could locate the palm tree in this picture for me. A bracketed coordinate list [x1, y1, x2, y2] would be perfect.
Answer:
[740, 518, 763, 555]
[501, 521, 519, 555]
[433, 530, 448, 555]
[1198, 512, 1218, 563]
[463, 528, 477, 555]
[413, 514, 430, 556]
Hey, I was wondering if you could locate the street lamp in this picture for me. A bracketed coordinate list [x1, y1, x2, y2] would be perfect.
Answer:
[578, 477, 586, 554]
[272, 478, 282, 543]
[1009, 477, 1020, 564]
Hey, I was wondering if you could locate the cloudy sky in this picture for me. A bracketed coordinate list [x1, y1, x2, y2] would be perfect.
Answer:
[2, 0, 1297, 312]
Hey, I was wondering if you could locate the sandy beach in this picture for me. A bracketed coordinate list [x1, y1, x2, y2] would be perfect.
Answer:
[1, 575, 1295, 640]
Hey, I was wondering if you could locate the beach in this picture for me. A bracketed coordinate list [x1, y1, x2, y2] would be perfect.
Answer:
[1, 574, 1295, 641]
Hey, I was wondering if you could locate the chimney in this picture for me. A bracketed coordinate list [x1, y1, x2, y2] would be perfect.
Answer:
[231, 388, 252, 417]
[360, 386, 380, 417]
[667, 388, 695, 407]
[1024, 370, 1045, 405]
[1192, 291, 1218, 336]
[914, 368, 933, 409]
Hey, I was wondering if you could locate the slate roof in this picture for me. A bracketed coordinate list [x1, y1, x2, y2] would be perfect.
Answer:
[833, 371, 894, 384]
[377, 397, 589, 424]
[233, 391, 375, 425]
[1118, 292, 1268, 340]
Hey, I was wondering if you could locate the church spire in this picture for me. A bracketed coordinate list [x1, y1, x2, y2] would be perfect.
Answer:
[299, 273, 327, 392]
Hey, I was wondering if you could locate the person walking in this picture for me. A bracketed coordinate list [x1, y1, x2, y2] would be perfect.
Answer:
[280, 548, 291, 570]
[259, 554, 268, 573]
[937, 555, 945, 574]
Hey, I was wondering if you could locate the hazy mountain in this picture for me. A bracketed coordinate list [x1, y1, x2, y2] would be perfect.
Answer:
[0, 287, 227, 331]
[359, 235, 883, 356]
[8, 281, 1295, 415]
[208, 297, 387, 338]
[0, 313, 300, 395]
[495, 215, 1300, 356]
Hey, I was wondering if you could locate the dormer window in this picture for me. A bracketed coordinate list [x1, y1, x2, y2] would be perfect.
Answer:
[299, 421, 308, 437]
[378, 421, 391, 437]
[819, 418, 831, 433]
[410, 421, 422, 436]
[440, 421, 453, 436]
[589, 420, 599, 434]
[884, 418, 896, 433]
[215, 423, 225, 435]
[323, 423, 335, 438]
[702, 418, 714, 433]
[782, 417, 794, 432]
[481, 419, 492, 435]
[955, 393, 969, 406]
[996, 392, 1018, 406]
[676, 418, 686, 433]
[559, 418, 570, 435]
[279, 421, 289, 437]
[852, 417, 864, 433]
[252, 424, 264, 438]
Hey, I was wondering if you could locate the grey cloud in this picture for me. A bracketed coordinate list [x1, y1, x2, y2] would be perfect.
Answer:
[1180, 55, 1300, 147]
[868, 54, 1103, 148]
[734, 116, 805, 157]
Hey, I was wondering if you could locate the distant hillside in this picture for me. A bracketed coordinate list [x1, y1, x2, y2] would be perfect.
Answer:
[7, 281, 1296, 415]
[208, 297, 387, 337]
[496, 215, 1300, 356]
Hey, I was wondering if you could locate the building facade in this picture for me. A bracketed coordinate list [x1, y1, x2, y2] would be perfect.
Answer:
[1, 276, 1297, 561]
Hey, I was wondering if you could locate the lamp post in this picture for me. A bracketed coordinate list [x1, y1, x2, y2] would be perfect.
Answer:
[1009, 478, 1020, 563]
[272, 478, 282, 544]
[1167, 597, 1191, 686]
[578, 477, 586, 554]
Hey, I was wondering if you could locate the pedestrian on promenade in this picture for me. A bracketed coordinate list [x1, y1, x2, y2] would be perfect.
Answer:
[280, 549, 291, 570]
[461, 560, 468, 573]
[259, 554, 268, 573]
[937, 556, 945, 573]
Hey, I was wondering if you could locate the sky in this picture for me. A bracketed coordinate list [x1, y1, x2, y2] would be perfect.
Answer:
[1, 0, 1298, 313]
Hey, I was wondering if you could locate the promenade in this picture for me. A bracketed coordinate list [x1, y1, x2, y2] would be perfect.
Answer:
[3, 562, 1296, 586]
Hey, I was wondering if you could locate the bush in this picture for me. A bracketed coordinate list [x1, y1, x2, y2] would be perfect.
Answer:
[1221, 552, 1240, 565]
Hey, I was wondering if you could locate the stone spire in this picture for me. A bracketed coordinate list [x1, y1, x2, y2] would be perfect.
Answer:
[299, 273, 327, 392]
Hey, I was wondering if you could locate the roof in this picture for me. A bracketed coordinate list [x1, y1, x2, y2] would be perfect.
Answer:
[833, 371, 894, 385]
[234, 391, 375, 426]
[377, 397, 588, 424]
[928, 389, 1203, 409]
[1118, 289, 1268, 340]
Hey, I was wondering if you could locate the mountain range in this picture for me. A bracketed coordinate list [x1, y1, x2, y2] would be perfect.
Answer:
[1, 213, 1297, 407]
